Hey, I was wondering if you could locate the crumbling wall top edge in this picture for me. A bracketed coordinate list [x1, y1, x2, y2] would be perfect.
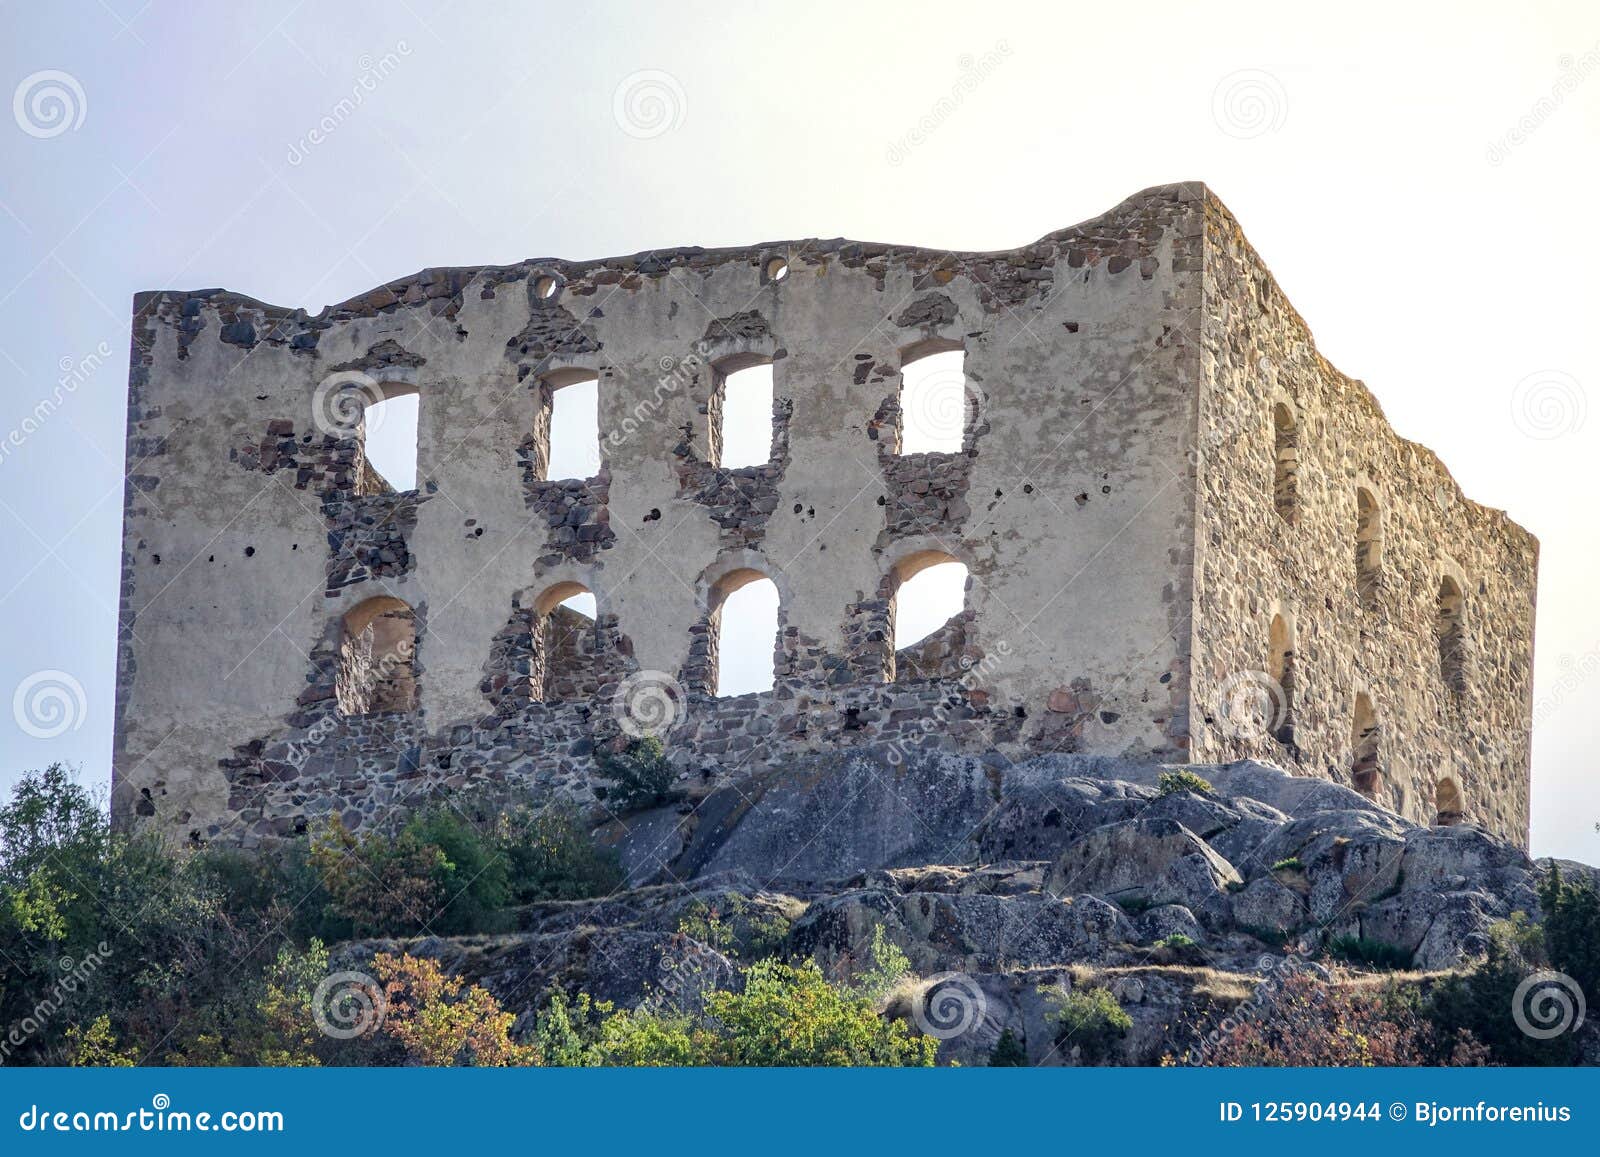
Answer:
[129, 181, 1214, 324]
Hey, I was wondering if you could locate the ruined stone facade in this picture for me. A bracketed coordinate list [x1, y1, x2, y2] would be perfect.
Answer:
[112, 183, 1537, 849]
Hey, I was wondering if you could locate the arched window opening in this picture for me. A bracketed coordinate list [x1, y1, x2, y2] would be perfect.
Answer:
[710, 570, 779, 697]
[531, 583, 598, 702]
[337, 596, 417, 716]
[1437, 576, 1466, 696]
[1350, 692, 1380, 798]
[1355, 487, 1381, 610]
[899, 347, 968, 454]
[889, 552, 969, 682]
[355, 387, 419, 494]
[542, 370, 601, 482]
[1434, 777, 1464, 826]
[1267, 612, 1296, 746]
[1272, 403, 1298, 525]
[714, 358, 775, 468]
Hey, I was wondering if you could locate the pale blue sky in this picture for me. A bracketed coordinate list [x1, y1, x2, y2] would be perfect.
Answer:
[1, 1, 1596, 858]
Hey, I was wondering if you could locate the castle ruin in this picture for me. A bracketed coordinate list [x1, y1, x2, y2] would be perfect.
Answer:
[112, 183, 1538, 849]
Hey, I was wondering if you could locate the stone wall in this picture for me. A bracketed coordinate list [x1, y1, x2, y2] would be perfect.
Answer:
[1188, 197, 1537, 843]
[111, 182, 1532, 849]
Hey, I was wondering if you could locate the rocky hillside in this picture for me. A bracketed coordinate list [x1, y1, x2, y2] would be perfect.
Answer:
[336, 752, 1592, 1065]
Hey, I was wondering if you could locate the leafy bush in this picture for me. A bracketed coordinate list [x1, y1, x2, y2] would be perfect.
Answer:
[676, 894, 792, 961]
[307, 816, 450, 938]
[373, 953, 538, 1066]
[307, 801, 621, 938]
[596, 736, 674, 812]
[1270, 857, 1305, 873]
[1328, 934, 1413, 970]
[496, 802, 623, 903]
[702, 959, 936, 1066]
[1157, 770, 1214, 796]
[1156, 934, 1197, 949]
[1045, 984, 1132, 1065]
[531, 943, 933, 1066]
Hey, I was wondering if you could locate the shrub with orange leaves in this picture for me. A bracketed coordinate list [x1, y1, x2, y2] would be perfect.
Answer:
[371, 953, 538, 1066]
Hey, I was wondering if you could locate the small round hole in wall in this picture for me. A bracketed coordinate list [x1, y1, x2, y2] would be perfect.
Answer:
[534, 275, 558, 300]
[765, 257, 789, 282]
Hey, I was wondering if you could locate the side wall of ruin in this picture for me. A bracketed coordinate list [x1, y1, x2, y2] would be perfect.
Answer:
[1189, 196, 1537, 845]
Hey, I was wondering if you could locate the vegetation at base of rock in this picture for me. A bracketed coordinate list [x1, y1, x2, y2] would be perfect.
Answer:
[1174, 967, 1489, 1067]
[1156, 769, 1214, 796]
[675, 894, 793, 961]
[1538, 865, 1600, 999]
[1045, 985, 1133, 1065]
[374, 953, 539, 1066]
[1155, 934, 1197, 949]
[1328, 934, 1413, 970]
[1425, 913, 1581, 1066]
[373, 950, 935, 1067]
[596, 736, 674, 812]
[989, 1027, 1028, 1066]
[0, 766, 617, 1066]
[1269, 857, 1304, 873]
[305, 798, 620, 938]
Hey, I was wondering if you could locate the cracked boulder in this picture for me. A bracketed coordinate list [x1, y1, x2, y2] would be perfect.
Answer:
[1044, 817, 1243, 916]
